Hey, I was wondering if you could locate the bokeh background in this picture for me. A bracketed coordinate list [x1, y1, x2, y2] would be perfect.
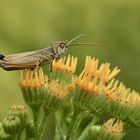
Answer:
[0, 0, 140, 139]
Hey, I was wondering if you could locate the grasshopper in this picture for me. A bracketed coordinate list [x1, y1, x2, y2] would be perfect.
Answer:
[0, 34, 98, 71]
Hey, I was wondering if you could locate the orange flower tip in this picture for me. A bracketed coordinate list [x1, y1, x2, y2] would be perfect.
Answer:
[76, 76, 101, 94]
[52, 55, 77, 74]
[81, 56, 121, 90]
[107, 81, 140, 106]
[19, 68, 47, 88]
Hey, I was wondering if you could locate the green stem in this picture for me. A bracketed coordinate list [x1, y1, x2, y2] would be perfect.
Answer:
[31, 106, 41, 140]
[54, 111, 65, 140]
[66, 105, 81, 140]
[11, 135, 16, 140]
[77, 115, 100, 140]
[33, 111, 39, 140]
[16, 128, 24, 140]
[38, 111, 50, 139]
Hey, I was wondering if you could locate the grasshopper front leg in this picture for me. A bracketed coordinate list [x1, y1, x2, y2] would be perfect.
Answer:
[35, 55, 50, 71]
[51, 42, 58, 56]
[35, 55, 53, 81]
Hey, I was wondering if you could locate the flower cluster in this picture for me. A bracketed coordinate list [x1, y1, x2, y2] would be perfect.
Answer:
[0, 55, 139, 140]
[71, 56, 120, 117]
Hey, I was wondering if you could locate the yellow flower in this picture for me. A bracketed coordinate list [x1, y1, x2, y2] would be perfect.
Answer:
[19, 68, 48, 88]
[77, 71, 103, 94]
[77, 56, 120, 94]
[84, 56, 120, 83]
[48, 80, 68, 98]
[52, 55, 77, 74]
[113, 82, 140, 106]
[103, 78, 140, 106]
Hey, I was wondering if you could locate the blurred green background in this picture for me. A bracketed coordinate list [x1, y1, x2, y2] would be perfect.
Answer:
[0, 0, 140, 139]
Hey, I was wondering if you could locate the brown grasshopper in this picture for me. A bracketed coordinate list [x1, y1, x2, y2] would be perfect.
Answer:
[0, 34, 99, 71]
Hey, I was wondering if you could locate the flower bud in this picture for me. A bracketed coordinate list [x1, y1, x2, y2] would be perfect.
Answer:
[2, 115, 21, 135]
[102, 119, 124, 140]
[89, 119, 124, 140]
[9, 105, 29, 126]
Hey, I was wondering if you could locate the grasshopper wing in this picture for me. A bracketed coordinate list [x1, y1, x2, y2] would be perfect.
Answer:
[2, 49, 45, 62]
[0, 54, 50, 71]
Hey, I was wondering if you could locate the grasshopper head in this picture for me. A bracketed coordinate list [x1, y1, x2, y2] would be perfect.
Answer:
[54, 34, 100, 59]
[55, 41, 68, 58]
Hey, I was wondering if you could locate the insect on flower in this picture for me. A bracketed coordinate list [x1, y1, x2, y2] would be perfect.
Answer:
[0, 34, 99, 71]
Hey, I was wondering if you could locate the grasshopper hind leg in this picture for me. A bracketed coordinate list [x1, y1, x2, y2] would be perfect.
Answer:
[0, 62, 24, 71]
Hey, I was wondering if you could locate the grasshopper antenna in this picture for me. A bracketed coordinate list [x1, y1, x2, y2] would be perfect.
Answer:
[68, 43, 101, 47]
[66, 34, 87, 46]
[67, 34, 101, 47]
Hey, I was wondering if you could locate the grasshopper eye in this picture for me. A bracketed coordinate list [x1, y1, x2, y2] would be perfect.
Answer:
[59, 42, 65, 49]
